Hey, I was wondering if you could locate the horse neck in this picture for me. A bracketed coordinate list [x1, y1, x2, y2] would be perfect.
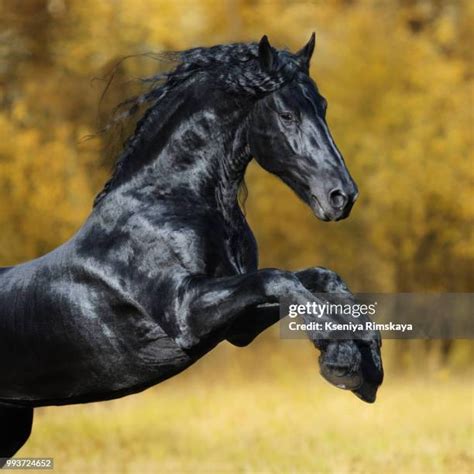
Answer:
[112, 91, 253, 220]
[214, 122, 251, 222]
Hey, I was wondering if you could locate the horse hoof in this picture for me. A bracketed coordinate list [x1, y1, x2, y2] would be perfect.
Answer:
[320, 364, 363, 390]
[352, 381, 378, 403]
[318, 341, 363, 390]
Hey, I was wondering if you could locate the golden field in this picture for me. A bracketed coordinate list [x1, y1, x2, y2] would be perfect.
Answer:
[20, 339, 474, 474]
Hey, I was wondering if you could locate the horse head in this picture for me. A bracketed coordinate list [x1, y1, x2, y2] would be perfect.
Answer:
[249, 34, 358, 222]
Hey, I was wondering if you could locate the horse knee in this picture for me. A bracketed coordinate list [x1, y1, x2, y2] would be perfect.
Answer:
[0, 404, 34, 464]
[298, 267, 351, 294]
[320, 268, 350, 293]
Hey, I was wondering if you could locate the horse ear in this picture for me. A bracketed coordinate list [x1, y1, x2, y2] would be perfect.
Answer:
[297, 32, 316, 71]
[258, 35, 275, 72]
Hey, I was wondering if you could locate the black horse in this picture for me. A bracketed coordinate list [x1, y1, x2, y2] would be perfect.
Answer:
[0, 35, 383, 460]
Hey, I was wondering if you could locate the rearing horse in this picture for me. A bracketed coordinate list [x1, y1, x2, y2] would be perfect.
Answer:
[0, 35, 383, 460]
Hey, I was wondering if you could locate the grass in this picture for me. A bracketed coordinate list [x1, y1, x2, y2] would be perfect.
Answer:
[19, 340, 474, 473]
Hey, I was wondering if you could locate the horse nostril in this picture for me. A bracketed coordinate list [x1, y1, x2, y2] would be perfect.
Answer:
[329, 189, 348, 210]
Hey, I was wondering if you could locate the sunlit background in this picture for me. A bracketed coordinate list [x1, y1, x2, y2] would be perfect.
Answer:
[1, 0, 473, 472]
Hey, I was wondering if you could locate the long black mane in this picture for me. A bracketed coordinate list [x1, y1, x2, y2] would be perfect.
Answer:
[94, 42, 304, 207]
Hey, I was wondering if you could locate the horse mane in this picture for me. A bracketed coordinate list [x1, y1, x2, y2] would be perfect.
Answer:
[93, 42, 303, 207]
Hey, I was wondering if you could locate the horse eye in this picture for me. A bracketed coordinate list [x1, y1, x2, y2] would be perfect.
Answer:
[279, 112, 294, 122]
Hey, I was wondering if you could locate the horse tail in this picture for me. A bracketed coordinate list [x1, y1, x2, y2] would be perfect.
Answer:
[0, 403, 34, 466]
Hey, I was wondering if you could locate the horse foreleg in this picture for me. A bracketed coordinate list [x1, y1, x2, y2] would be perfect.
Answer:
[176, 268, 322, 351]
[174, 269, 376, 396]
[225, 267, 352, 347]
[0, 404, 34, 466]
[212, 267, 383, 402]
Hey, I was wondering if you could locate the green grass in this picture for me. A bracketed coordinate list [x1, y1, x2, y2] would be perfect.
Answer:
[19, 341, 474, 473]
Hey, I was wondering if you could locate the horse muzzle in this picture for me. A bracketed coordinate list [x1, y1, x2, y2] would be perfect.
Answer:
[311, 186, 358, 222]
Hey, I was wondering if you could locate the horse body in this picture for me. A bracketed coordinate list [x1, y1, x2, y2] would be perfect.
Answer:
[0, 35, 383, 460]
[0, 197, 252, 406]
